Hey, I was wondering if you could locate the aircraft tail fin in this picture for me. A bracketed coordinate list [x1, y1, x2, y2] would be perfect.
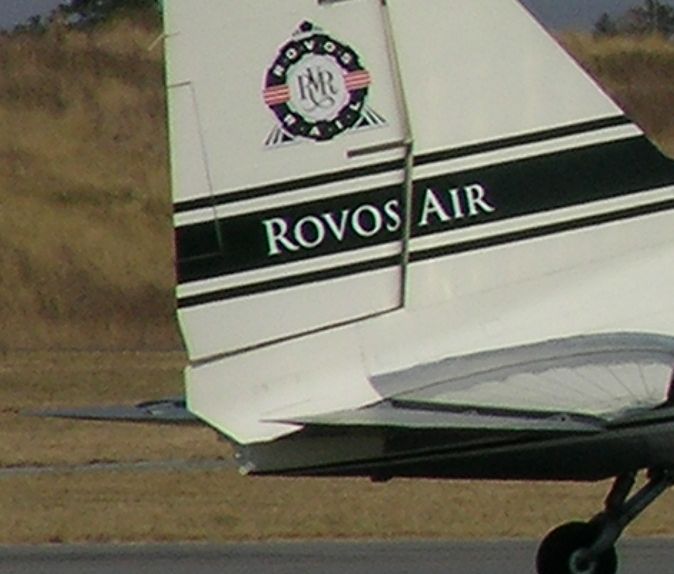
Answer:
[163, 0, 674, 446]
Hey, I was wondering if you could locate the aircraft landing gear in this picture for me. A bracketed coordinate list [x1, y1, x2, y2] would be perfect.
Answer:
[537, 522, 616, 574]
[536, 469, 674, 574]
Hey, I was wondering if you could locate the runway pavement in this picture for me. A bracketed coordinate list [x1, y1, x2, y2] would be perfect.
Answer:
[2, 539, 674, 574]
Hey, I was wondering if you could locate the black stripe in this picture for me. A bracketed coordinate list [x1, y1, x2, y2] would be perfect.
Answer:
[410, 135, 674, 241]
[173, 115, 629, 214]
[173, 158, 405, 213]
[177, 198, 674, 308]
[176, 183, 403, 283]
[415, 115, 631, 166]
[177, 255, 399, 309]
[411, 198, 674, 264]
[176, 135, 674, 285]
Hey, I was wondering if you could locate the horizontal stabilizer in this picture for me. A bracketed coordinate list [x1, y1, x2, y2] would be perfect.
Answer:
[274, 403, 603, 433]
[233, 333, 674, 477]
[372, 333, 674, 421]
[32, 398, 199, 424]
[272, 334, 674, 433]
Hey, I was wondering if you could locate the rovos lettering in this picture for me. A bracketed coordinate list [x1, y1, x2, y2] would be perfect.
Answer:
[263, 183, 496, 256]
[264, 200, 401, 256]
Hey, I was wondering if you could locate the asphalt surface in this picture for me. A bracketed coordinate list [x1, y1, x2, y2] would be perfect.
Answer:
[2, 539, 673, 574]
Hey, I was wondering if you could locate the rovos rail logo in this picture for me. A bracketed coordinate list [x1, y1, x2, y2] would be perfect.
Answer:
[263, 21, 386, 147]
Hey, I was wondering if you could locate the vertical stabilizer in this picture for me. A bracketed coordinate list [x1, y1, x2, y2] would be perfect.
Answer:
[163, 0, 674, 445]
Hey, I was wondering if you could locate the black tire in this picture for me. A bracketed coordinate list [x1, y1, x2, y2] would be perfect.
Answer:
[536, 521, 618, 574]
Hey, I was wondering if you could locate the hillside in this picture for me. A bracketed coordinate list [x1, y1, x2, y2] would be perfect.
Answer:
[561, 33, 674, 157]
[1, 20, 673, 351]
[0, 15, 177, 350]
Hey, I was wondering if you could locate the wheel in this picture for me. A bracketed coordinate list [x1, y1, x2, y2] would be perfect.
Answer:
[536, 521, 617, 574]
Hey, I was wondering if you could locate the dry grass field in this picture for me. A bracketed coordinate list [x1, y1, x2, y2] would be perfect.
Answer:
[0, 12, 178, 351]
[561, 32, 674, 157]
[0, 469, 634, 544]
[4, 353, 674, 545]
[0, 351, 649, 545]
[1, 17, 674, 544]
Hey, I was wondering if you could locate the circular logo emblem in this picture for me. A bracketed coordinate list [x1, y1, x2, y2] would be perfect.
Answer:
[263, 22, 371, 143]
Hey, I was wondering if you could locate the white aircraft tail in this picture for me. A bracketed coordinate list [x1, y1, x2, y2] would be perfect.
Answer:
[163, 0, 674, 451]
